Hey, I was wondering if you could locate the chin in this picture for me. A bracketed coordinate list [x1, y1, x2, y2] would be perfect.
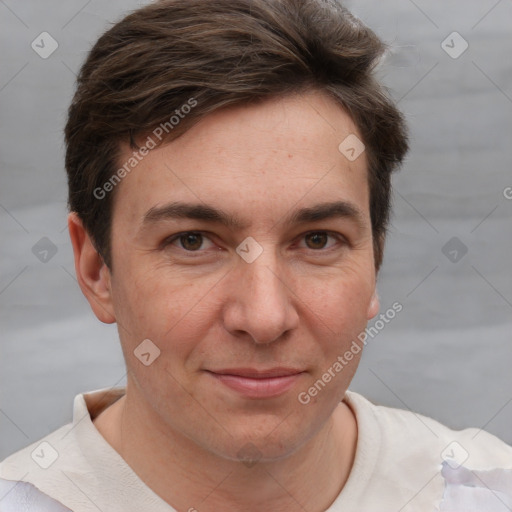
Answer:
[210, 436, 305, 466]
[204, 415, 317, 465]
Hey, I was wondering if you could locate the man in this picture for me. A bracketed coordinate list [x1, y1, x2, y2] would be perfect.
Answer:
[1, 0, 510, 510]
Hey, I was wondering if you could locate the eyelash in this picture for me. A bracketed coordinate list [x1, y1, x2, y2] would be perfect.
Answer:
[162, 230, 348, 253]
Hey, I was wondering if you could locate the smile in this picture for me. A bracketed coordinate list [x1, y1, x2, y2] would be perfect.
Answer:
[205, 368, 305, 399]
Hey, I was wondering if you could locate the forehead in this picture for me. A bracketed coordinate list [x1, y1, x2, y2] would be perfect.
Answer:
[113, 90, 370, 228]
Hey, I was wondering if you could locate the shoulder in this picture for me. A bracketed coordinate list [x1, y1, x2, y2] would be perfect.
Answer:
[346, 390, 512, 468]
[341, 391, 512, 510]
[0, 420, 80, 477]
[0, 420, 86, 511]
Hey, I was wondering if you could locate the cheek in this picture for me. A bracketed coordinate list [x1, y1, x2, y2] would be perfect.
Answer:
[294, 263, 375, 333]
[111, 263, 221, 354]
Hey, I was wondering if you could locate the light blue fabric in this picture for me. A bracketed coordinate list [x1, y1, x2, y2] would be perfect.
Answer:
[440, 461, 512, 511]
[0, 478, 72, 512]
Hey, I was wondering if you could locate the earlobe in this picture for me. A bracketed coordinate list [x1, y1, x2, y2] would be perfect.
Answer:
[367, 289, 380, 320]
[68, 212, 116, 324]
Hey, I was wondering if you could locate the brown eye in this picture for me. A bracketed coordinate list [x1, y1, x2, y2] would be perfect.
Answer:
[304, 232, 328, 249]
[164, 231, 216, 254]
[179, 233, 204, 251]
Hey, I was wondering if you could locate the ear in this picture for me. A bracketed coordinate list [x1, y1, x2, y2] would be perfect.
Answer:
[367, 288, 380, 320]
[68, 212, 116, 324]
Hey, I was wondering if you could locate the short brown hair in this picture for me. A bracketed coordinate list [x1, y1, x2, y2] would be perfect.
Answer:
[65, 0, 408, 270]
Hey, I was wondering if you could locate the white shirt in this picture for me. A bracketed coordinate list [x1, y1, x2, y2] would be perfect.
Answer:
[1, 387, 511, 511]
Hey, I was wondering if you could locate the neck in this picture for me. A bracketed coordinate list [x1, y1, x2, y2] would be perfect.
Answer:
[93, 384, 358, 512]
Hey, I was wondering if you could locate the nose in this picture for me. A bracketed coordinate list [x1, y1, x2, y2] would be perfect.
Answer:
[222, 249, 300, 345]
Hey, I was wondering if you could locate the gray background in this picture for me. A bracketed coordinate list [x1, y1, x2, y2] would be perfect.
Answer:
[0, 0, 511, 460]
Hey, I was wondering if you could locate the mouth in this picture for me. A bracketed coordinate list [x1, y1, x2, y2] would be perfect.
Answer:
[205, 367, 305, 399]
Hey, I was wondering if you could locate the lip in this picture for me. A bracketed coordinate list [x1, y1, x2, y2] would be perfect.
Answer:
[205, 368, 305, 399]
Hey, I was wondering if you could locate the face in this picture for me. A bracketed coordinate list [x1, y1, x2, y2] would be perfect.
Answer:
[101, 90, 379, 461]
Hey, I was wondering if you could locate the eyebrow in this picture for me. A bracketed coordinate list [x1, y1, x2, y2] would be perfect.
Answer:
[141, 200, 367, 231]
[142, 202, 248, 229]
[288, 201, 366, 229]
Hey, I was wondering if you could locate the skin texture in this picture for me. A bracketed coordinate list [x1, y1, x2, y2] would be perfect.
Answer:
[69, 90, 380, 512]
